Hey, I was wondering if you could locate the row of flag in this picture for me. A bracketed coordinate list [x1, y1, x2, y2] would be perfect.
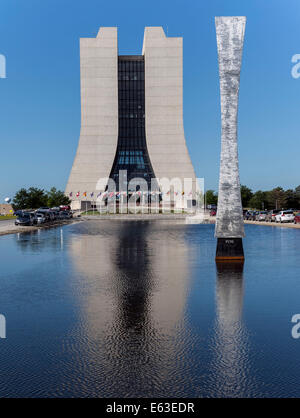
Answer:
[69, 191, 193, 198]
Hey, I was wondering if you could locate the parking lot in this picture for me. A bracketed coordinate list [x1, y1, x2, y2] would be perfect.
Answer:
[244, 209, 300, 225]
[0, 206, 76, 236]
[14, 206, 73, 226]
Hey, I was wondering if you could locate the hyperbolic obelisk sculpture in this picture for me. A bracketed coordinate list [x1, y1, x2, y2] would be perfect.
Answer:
[215, 16, 246, 261]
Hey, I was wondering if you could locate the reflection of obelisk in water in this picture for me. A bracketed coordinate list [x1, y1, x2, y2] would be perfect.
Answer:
[211, 263, 249, 397]
[215, 17, 246, 261]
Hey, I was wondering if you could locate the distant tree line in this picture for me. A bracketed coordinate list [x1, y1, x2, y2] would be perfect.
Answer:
[12, 187, 71, 210]
[205, 185, 300, 210]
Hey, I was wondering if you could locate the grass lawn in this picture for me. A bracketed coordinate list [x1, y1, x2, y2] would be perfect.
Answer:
[0, 215, 16, 221]
[81, 210, 101, 216]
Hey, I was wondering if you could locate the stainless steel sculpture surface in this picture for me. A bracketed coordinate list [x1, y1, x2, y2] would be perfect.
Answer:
[215, 16, 246, 239]
[215, 16, 246, 260]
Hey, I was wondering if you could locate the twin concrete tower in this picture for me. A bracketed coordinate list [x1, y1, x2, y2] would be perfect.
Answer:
[66, 27, 197, 210]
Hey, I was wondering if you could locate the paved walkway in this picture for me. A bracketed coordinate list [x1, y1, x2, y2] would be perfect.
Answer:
[0, 219, 20, 235]
[244, 220, 300, 229]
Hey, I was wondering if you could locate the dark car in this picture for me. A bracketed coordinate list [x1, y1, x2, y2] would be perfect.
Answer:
[247, 210, 258, 221]
[60, 211, 72, 219]
[38, 208, 55, 221]
[244, 211, 252, 220]
[15, 212, 36, 226]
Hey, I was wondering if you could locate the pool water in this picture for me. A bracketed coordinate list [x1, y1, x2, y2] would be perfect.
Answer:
[0, 221, 299, 397]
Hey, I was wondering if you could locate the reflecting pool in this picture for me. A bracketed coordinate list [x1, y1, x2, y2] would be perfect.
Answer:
[0, 221, 300, 397]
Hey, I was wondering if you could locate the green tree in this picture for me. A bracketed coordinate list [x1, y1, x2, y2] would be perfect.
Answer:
[47, 187, 71, 207]
[12, 188, 30, 210]
[12, 187, 47, 210]
[248, 190, 269, 210]
[295, 185, 300, 207]
[284, 189, 298, 208]
[205, 190, 218, 206]
[12, 187, 69, 210]
[27, 187, 48, 209]
[240, 185, 253, 208]
[268, 187, 287, 210]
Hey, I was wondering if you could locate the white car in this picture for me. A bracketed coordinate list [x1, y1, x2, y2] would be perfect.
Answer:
[36, 213, 46, 224]
[275, 210, 295, 223]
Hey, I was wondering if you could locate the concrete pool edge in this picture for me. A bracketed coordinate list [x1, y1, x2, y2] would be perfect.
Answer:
[1, 216, 300, 237]
[0, 219, 80, 237]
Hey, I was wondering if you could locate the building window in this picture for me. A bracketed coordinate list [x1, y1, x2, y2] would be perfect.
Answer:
[109, 56, 156, 190]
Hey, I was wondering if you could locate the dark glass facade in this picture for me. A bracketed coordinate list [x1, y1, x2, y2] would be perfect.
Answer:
[109, 55, 156, 191]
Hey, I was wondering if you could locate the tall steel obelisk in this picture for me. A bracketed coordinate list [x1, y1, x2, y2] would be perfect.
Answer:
[215, 16, 246, 261]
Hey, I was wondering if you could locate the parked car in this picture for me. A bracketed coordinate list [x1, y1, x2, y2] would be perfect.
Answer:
[36, 209, 51, 222]
[60, 205, 71, 211]
[275, 210, 295, 223]
[243, 210, 251, 220]
[210, 209, 216, 216]
[294, 212, 300, 224]
[36, 213, 46, 224]
[29, 212, 38, 224]
[256, 211, 268, 222]
[60, 211, 72, 219]
[47, 211, 55, 221]
[57, 211, 63, 219]
[15, 212, 36, 226]
[247, 210, 258, 221]
[207, 204, 217, 210]
[266, 209, 281, 222]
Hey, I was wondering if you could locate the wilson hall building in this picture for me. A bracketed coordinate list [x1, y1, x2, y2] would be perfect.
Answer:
[66, 27, 197, 210]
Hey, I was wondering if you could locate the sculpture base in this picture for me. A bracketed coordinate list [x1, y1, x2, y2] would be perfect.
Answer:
[215, 238, 244, 261]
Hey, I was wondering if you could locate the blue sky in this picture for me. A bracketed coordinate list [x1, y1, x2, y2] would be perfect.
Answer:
[0, 0, 299, 200]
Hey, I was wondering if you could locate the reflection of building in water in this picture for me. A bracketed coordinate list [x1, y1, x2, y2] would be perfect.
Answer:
[113, 222, 152, 332]
[68, 220, 189, 396]
[148, 222, 189, 327]
[210, 263, 250, 397]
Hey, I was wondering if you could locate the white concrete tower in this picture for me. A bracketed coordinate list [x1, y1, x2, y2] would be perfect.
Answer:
[215, 17, 246, 261]
[142, 27, 196, 193]
[65, 28, 118, 208]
